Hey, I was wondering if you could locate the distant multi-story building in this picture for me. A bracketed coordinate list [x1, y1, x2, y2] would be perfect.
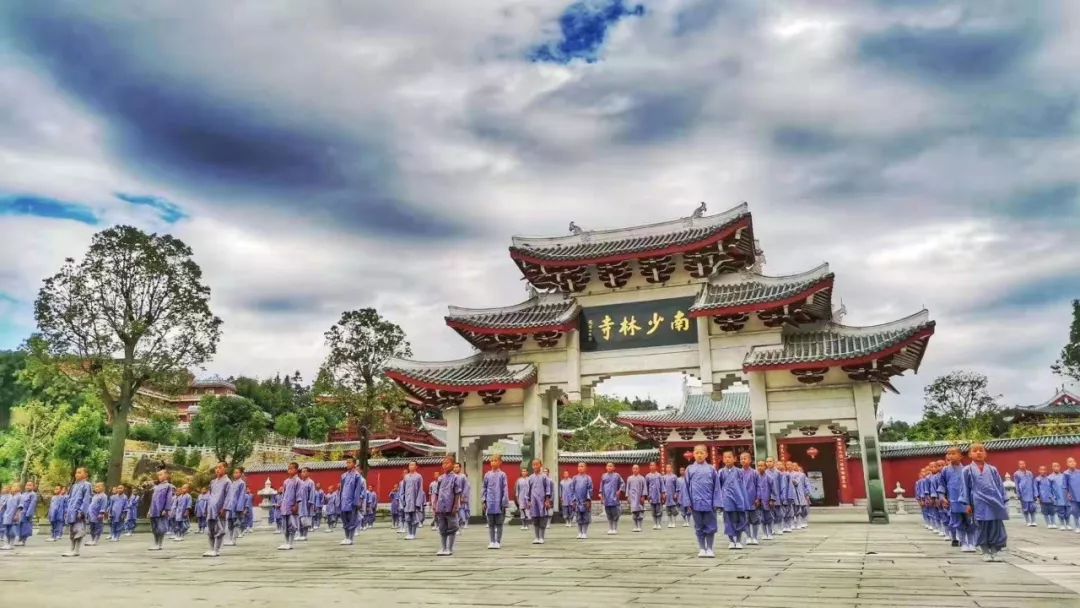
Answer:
[137, 375, 237, 423]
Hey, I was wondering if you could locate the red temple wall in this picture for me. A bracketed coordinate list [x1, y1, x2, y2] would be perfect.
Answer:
[845, 444, 1080, 501]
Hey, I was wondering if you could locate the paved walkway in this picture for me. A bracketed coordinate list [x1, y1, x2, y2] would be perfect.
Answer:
[2, 512, 1080, 607]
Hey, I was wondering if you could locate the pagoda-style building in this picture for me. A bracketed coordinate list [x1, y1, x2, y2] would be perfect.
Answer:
[385, 202, 935, 522]
[1012, 388, 1080, 426]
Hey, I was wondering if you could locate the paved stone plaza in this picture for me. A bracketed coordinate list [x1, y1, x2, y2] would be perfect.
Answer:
[3, 511, 1080, 608]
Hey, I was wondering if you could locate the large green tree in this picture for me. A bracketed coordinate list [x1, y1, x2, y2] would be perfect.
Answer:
[189, 394, 267, 466]
[319, 308, 412, 476]
[0, 350, 29, 429]
[1052, 299, 1080, 384]
[34, 226, 222, 486]
[559, 395, 639, 452]
[0, 400, 69, 483]
[52, 402, 110, 480]
[922, 371, 1004, 439]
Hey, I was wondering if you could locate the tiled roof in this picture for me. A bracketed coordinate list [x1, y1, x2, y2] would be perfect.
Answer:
[292, 438, 444, 455]
[509, 203, 750, 264]
[246, 456, 448, 474]
[617, 392, 751, 427]
[445, 294, 579, 332]
[385, 353, 537, 390]
[690, 264, 833, 316]
[1016, 389, 1080, 416]
[744, 310, 935, 370]
[559, 449, 661, 464]
[844, 435, 1080, 460]
[192, 375, 236, 390]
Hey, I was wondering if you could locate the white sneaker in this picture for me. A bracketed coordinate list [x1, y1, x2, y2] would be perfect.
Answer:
[728, 542, 736, 549]
[632, 527, 641, 533]
[1050, 524, 1058, 529]
[606, 529, 615, 535]
[697, 549, 707, 557]
[581, 534, 588, 539]
[735, 542, 744, 549]
[339, 539, 353, 545]
[576, 533, 583, 539]
[405, 535, 415, 540]
[668, 523, 675, 528]
[61, 551, 78, 557]
[487, 542, 496, 549]
[982, 553, 992, 562]
[202, 551, 219, 557]
[1068, 526, 1074, 531]
[0, 544, 11, 551]
[531, 539, 541, 544]
[538, 538, 545, 544]
[705, 549, 715, 558]
[494, 543, 501, 549]
[436, 549, 449, 556]
[277, 544, 292, 550]
[962, 545, 976, 553]
[147, 546, 162, 551]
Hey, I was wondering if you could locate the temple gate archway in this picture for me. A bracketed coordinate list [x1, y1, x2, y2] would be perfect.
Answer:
[387, 202, 935, 523]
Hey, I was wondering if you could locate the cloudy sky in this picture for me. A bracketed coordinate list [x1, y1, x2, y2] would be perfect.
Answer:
[0, 1, 1077, 420]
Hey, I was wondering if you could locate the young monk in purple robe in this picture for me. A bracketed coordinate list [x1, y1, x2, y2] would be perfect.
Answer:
[559, 470, 574, 527]
[224, 467, 247, 546]
[755, 461, 774, 541]
[86, 483, 108, 546]
[1013, 461, 1037, 527]
[1035, 465, 1057, 527]
[482, 454, 510, 548]
[718, 451, 749, 549]
[739, 453, 760, 545]
[434, 455, 465, 556]
[278, 462, 300, 550]
[339, 456, 365, 544]
[454, 463, 471, 532]
[62, 468, 93, 557]
[124, 490, 139, 536]
[147, 469, 175, 551]
[106, 485, 127, 542]
[430, 472, 441, 530]
[1065, 457, 1080, 532]
[401, 461, 426, 540]
[1050, 462, 1070, 531]
[514, 470, 529, 530]
[686, 445, 722, 557]
[523, 458, 553, 544]
[661, 464, 678, 528]
[779, 462, 795, 532]
[570, 462, 593, 539]
[676, 467, 691, 526]
[194, 490, 208, 534]
[16, 481, 39, 546]
[47, 486, 66, 542]
[645, 462, 663, 530]
[203, 462, 230, 557]
[600, 462, 624, 534]
[297, 467, 314, 540]
[1, 484, 21, 549]
[390, 483, 402, 532]
[941, 446, 974, 552]
[173, 485, 193, 541]
[625, 464, 647, 533]
[963, 442, 1008, 561]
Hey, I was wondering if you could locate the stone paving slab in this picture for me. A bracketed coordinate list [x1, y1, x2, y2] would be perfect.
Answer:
[2, 515, 1080, 607]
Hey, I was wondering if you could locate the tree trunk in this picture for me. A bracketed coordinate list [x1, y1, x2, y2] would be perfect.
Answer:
[107, 405, 129, 486]
[359, 424, 370, 478]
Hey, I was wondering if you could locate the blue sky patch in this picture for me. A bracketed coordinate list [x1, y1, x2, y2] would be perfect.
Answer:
[115, 192, 188, 223]
[530, 0, 645, 64]
[0, 195, 99, 225]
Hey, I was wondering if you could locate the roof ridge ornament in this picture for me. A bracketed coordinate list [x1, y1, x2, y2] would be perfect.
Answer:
[568, 221, 583, 235]
[692, 201, 707, 218]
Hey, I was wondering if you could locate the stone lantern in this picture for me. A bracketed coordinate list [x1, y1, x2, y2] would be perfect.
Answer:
[893, 482, 907, 515]
[1002, 473, 1019, 515]
[257, 477, 278, 530]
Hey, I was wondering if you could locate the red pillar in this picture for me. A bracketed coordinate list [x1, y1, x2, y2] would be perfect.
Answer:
[659, 442, 667, 470]
[709, 445, 719, 467]
[835, 436, 852, 504]
[778, 441, 789, 462]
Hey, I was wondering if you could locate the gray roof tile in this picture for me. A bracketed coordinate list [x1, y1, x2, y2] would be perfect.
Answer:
[690, 264, 833, 315]
[445, 294, 579, 330]
[617, 392, 751, 426]
[744, 310, 935, 369]
[385, 353, 537, 388]
[510, 203, 750, 263]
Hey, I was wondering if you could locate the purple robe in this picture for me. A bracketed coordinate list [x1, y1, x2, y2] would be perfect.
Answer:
[482, 470, 510, 514]
[1013, 470, 1035, 502]
[65, 481, 93, 525]
[559, 478, 573, 507]
[600, 472, 624, 507]
[401, 472, 425, 513]
[433, 472, 464, 514]
[226, 478, 247, 513]
[661, 473, 677, 506]
[522, 472, 553, 518]
[278, 476, 300, 516]
[644, 472, 662, 503]
[173, 494, 192, 521]
[684, 463, 722, 512]
[740, 468, 759, 508]
[964, 463, 1008, 521]
[207, 476, 230, 520]
[108, 495, 128, 521]
[718, 467, 749, 511]
[339, 469, 365, 513]
[149, 482, 175, 518]
[569, 474, 593, 512]
[625, 475, 646, 513]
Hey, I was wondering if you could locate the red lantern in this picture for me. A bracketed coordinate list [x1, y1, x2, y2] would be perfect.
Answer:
[806, 446, 819, 459]
[683, 450, 694, 461]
